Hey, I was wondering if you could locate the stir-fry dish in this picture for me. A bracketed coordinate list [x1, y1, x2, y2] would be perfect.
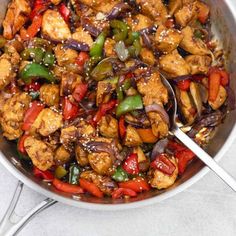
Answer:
[0, 0, 233, 199]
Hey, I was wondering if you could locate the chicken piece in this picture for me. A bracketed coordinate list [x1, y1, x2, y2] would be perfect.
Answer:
[104, 38, 116, 57]
[3, 0, 31, 40]
[140, 48, 155, 66]
[0, 93, 31, 140]
[79, 0, 118, 13]
[185, 55, 212, 75]
[54, 145, 71, 165]
[24, 136, 54, 171]
[60, 72, 82, 96]
[137, 72, 169, 137]
[209, 85, 227, 110]
[80, 170, 117, 195]
[133, 146, 147, 163]
[132, 14, 153, 32]
[159, 50, 191, 77]
[39, 84, 60, 107]
[124, 125, 142, 147]
[168, 0, 182, 16]
[30, 108, 63, 136]
[75, 144, 89, 166]
[98, 115, 118, 138]
[96, 80, 116, 106]
[54, 44, 78, 67]
[50, 0, 62, 5]
[148, 156, 178, 189]
[180, 26, 211, 55]
[42, 10, 71, 42]
[136, 0, 168, 24]
[60, 126, 77, 148]
[174, 2, 198, 27]
[3, 45, 21, 66]
[72, 27, 94, 48]
[77, 120, 96, 139]
[154, 25, 183, 54]
[88, 152, 113, 175]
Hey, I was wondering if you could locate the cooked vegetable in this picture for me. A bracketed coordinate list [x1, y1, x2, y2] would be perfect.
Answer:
[118, 177, 150, 192]
[55, 166, 68, 179]
[112, 166, 129, 182]
[69, 164, 81, 185]
[53, 178, 84, 194]
[90, 32, 106, 57]
[112, 187, 137, 199]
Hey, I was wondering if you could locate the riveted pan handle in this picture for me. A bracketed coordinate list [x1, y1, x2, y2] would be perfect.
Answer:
[0, 181, 57, 236]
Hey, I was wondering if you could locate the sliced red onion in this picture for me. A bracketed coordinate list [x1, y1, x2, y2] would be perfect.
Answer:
[172, 75, 192, 83]
[106, 2, 130, 20]
[145, 104, 170, 125]
[1, 91, 12, 99]
[140, 31, 152, 49]
[150, 138, 168, 161]
[81, 18, 101, 37]
[64, 39, 89, 52]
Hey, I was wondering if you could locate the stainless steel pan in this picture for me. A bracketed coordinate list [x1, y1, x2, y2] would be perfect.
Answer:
[0, 0, 236, 235]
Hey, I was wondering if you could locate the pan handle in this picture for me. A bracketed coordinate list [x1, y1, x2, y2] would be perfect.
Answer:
[0, 181, 57, 236]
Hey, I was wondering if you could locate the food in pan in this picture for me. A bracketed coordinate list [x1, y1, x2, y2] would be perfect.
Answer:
[0, 0, 232, 199]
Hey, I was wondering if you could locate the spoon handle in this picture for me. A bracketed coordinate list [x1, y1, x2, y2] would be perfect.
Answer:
[173, 127, 236, 191]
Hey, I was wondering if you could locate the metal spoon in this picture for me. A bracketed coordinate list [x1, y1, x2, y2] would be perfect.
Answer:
[161, 74, 236, 191]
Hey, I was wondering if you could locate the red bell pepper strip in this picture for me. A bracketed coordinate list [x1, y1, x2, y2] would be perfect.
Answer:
[79, 178, 104, 198]
[118, 116, 126, 139]
[24, 81, 41, 92]
[58, 3, 70, 22]
[208, 72, 221, 102]
[112, 188, 137, 199]
[219, 70, 229, 86]
[26, 15, 43, 39]
[150, 153, 176, 176]
[22, 101, 45, 131]
[177, 79, 191, 91]
[197, 3, 210, 24]
[118, 177, 150, 192]
[92, 99, 117, 125]
[53, 178, 84, 194]
[33, 166, 54, 181]
[167, 140, 186, 152]
[72, 83, 88, 103]
[63, 97, 79, 120]
[30, 0, 50, 20]
[18, 134, 29, 154]
[175, 149, 196, 174]
[122, 153, 139, 175]
[75, 52, 90, 72]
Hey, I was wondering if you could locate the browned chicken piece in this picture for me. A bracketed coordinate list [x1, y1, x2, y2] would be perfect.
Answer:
[154, 25, 183, 54]
[75, 144, 89, 166]
[30, 108, 63, 136]
[54, 145, 71, 165]
[125, 113, 151, 127]
[175, 87, 196, 124]
[98, 115, 119, 138]
[185, 55, 212, 75]
[0, 46, 21, 90]
[24, 136, 54, 171]
[133, 146, 149, 172]
[168, 0, 182, 16]
[0, 93, 31, 140]
[136, 0, 168, 24]
[131, 14, 153, 32]
[174, 2, 198, 28]
[3, 0, 31, 40]
[137, 71, 169, 138]
[79, 0, 118, 13]
[140, 48, 155, 65]
[104, 38, 116, 57]
[39, 84, 60, 107]
[180, 26, 211, 55]
[50, 0, 62, 5]
[77, 119, 96, 139]
[96, 80, 116, 106]
[80, 170, 117, 195]
[72, 27, 94, 48]
[159, 50, 191, 77]
[209, 85, 227, 110]
[148, 155, 178, 189]
[54, 44, 78, 67]
[124, 125, 143, 147]
[42, 10, 71, 42]
[60, 126, 77, 148]
[60, 72, 82, 96]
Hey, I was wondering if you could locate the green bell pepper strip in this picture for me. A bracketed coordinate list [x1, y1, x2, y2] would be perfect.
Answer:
[90, 59, 113, 81]
[55, 166, 68, 179]
[110, 20, 128, 42]
[128, 39, 141, 57]
[20, 63, 56, 84]
[85, 55, 102, 77]
[125, 31, 140, 45]
[21, 48, 45, 63]
[69, 164, 81, 184]
[116, 94, 143, 117]
[112, 166, 129, 182]
[116, 86, 124, 102]
[90, 32, 106, 57]
[32, 38, 52, 51]
[122, 78, 132, 91]
[29, 91, 40, 100]
[43, 51, 55, 67]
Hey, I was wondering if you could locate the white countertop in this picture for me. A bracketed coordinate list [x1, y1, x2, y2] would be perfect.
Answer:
[1, 139, 236, 236]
